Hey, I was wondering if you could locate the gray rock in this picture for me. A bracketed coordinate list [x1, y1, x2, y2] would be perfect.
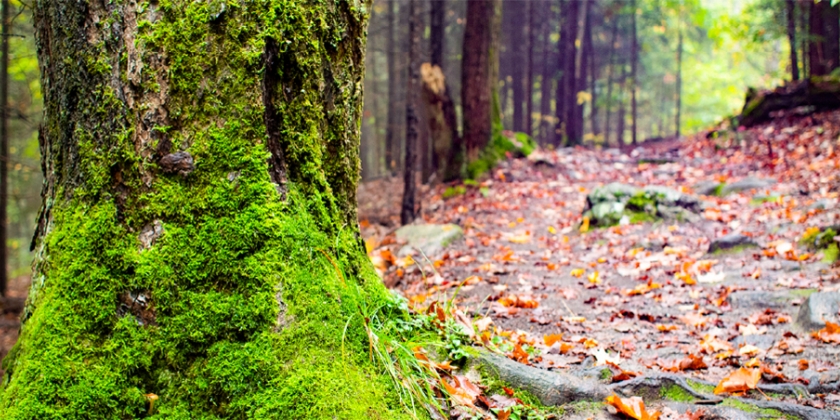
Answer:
[395, 223, 463, 257]
[590, 201, 625, 225]
[720, 177, 775, 196]
[657, 205, 701, 223]
[732, 333, 776, 351]
[586, 182, 640, 207]
[693, 180, 723, 196]
[729, 291, 797, 310]
[796, 292, 840, 331]
[644, 185, 701, 212]
[708, 233, 759, 254]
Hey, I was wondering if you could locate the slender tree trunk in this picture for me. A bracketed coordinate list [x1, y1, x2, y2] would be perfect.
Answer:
[824, 1, 840, 74]
[0, 0, 9, 297]
[526, 1, 535, 137]
[573, 0, 592, 146]
[387, 0, 399, 173]
[588, 2, 599, 141]
[604, 16, 618, 147]
[809, 0, 826, 76]
[403, 0, 420, 224]
[616, 65, 628, 146]
[786, 0, 800, 81]
[801, 0, 809, 77]
[430, 0, 445, 67]
[2, 1, 416, 417]
[630, 0, 638, 146]
[462, 0, 495, 160]
[555, 0, 579, 146]
[539, 6, 554, 145]
[510, 0, 526, 133]
[676, 17, 683, 138]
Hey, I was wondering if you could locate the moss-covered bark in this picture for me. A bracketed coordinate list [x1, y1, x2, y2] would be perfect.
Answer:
[0, 1, 413, 418]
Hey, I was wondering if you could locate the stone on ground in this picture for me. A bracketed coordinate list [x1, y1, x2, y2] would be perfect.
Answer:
[708, 233, 759, 254]
[720, 176, 775, 195]
[796, 292, 840, 331]
[395, 223, 463, 257]
[583, 183, 702, 226]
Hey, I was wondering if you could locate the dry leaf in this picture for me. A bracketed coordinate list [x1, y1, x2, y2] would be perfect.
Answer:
[605, 394, 660, 420]
[714, 367, 761, 395]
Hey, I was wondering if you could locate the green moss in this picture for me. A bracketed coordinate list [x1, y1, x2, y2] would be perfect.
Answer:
[686, 379, 715, 395]
[823, 243, 839, 264]
[720, 398, 793, 419]
[628, 211, 658, 224]
[466, 131, 536, 180]
[599, 368, 613, 381]
[476, 366, 565, 418]
[750, 195, 780, 206]
[788, 288, 818, 298]
[443, 185, 467, 199]
[660, 385, 695, 402]
[710, 243, 758, 255]
[0, 1, 420, 419]
[564, 400, 605, 414]
[712, 183, 725, 197]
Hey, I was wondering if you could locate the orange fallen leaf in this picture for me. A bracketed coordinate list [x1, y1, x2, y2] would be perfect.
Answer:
[580, 216, 590, 233]
[713, 367, 761, 395]
[680, 313, 707, 328]
[605, 394, 660, 420]
[812, 321, 840, 344]
[544, 333, 564, 347]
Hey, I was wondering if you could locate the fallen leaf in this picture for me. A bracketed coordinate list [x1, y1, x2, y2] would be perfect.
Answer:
[714, 367, 761, 395]
[605, 394, 660, 420]
[812, 321, 840, 344]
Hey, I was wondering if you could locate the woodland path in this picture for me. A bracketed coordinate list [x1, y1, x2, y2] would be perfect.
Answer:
[360, 110, 840, 418]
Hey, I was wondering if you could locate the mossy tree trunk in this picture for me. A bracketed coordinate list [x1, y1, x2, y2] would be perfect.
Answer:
[0, 1, 413, 418]
[461, 0, 494, 162]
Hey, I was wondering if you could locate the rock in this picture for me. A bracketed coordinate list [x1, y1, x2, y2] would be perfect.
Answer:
[693, 180, 723, 196]
[586, 182, 640, 207]
[796, 292, 840, 331]
[720, 177, 775, 196]
[643, 185, 701, 212]
[708, 233, 759, 254]
[728, 291, 799, 310]
[584, 183, 701, 226]
[395, 223, 463, 257]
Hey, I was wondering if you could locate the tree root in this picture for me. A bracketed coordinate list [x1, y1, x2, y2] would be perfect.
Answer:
[472, 351, 840, 419]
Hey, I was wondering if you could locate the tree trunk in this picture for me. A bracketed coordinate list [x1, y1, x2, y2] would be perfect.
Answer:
[824, 2, 840, 74]
[786, 0, 800, 81]
[588, 2, 599, 142]
[676, 17, 683, 138]
[572, 0, 592, 146]
[0, 0, 9, 297]
[604, 16, 619, 147]
[539, 6, 555, 145]
[462, 0, 495, 161]
[387, 0, 399, 173]
[616, 65, 628, 146]
[1, 1, 412, 417]
[630, 0, 638, 146]
[403, 0, 420, 224]
[430, 0, 445, 68]
[510, 0, 526, 133]
[555, 0, 580, 146]
[810, 0, 828, 76]
[526, 1, 535, 137]
[421, 64, 461, 182]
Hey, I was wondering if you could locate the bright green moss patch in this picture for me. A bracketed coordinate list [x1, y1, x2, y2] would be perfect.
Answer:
[660, 384, 695, 402]
[686, 379, 715, 395]
[0, 1, 422, 419]
[720, 398, 793, 419]
[466, 131, 536, 180]
[443, 185, 467, 199]
[823, 243, 840, 264]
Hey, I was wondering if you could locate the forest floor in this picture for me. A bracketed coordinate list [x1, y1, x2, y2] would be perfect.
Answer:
[360, 109, 840, 418]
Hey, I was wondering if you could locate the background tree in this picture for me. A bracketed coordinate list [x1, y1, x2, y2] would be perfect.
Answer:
[462, 0, 497, 161]
[0, 1, 421, 417]
[402, 0, 420, 224]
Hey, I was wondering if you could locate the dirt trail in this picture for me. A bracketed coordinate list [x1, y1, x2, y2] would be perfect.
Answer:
[361, 111, 840, 417]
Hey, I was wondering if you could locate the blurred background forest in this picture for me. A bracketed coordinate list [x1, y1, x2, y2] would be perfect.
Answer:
[0, 0, 835, 295]
[358, 0, 814, 183]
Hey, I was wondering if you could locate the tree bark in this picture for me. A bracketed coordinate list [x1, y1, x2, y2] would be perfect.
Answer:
[403, 0, 420, 224]
[616, 65, 628, 146]
[462, 0, 495, 161]
[510, 0, 526, 133]
[539, 5, 555, 145]
[630, 0, 638, 145]
[676, 15, 683, 138]
[588, 2, 599, 141]
[387, 0, 400, 173]
[526, 1, 535, 137]
[786, 0, 800, 81]
[555, 0, 580, 147]
[573, 0, 592, 146]
[604, 16, 619, 147]
[430, 0, 445, 68]
[1, 1, 411, 417]
[0, 0, 9, 296]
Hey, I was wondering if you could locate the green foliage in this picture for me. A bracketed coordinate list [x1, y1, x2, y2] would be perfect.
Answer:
[466, 132, 536, 180]
[443, 185, 467, 199]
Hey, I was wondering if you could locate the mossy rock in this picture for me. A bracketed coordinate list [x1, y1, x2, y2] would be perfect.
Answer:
[395, 224, 463, 257]
[583, 183, 700, 227]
